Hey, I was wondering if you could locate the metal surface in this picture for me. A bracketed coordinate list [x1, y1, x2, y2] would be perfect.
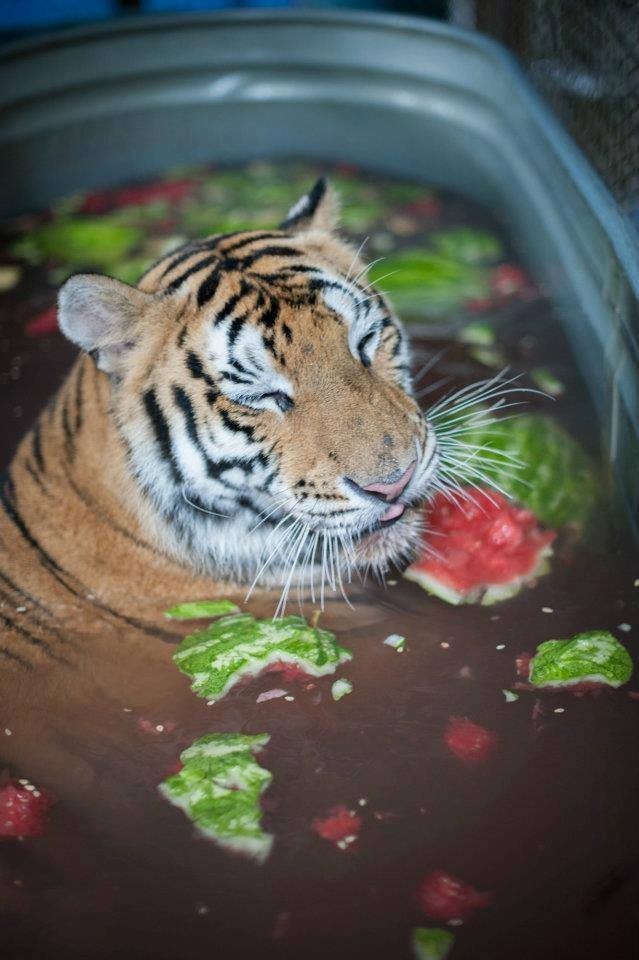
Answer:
[0, 9, 637, 531]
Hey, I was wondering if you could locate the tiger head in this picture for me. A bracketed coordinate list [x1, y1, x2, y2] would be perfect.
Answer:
[58, 178, 439, 601]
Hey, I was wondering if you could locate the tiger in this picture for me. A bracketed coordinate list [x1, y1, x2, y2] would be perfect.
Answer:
[0, 175, 442, 736]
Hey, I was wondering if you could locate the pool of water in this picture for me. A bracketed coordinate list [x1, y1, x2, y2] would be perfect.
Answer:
[1, 161, 638, 960]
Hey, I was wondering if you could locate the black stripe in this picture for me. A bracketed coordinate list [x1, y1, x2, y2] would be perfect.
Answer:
[229, 358, 253, 377]
[258, 265, 319, 279]
[62, 388, 75, 462]
[0, 562, 55, 620]
[159, 239, 217, 279]
[166, 254, 218, 293]
[173, 387, 255, 486]
[32, 418, 45, 472]
[1, 474, 65, 576]
[281, 322, 293, 343]
[0, 644, 32, 670]
[0, 572, 74, 648]
[0, 607, 70, 666]
[220, 231, 285, 255]
[197, 267, 223, 307]
[142, 388, 183, 484]
[1, 474, 181, 645]
[240, 245, 304, 267]
[228, 315, 245, 345]
[219, 408, 255, 440]
[257, 297, 279, 330]
[63, 463, 158, 556]
[172, 385, 199, 447]
[212, 285, 249, 325]
[24, 459, 51, 496]
[262, 334, 277, 357]
[186, 350, 216, 388]
[75, 361, 85, 434]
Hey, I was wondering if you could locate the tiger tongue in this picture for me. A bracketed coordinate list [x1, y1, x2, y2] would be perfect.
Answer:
[381, 503, 405, 523]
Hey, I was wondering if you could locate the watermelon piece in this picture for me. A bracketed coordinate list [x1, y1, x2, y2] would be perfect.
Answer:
[412, 927, 455, 960]
[455, 413, 600, 532]
[311, 804, 362, 849]
[404, 489, 555, 605]
[417, 870, 493, 921]
[433, 227, 503, 266]
[159, 733, 273, 863]
[80, 178, 196, 214]
[443, 717, 498, 764]
[164, 599, 239, 620]
[0, 779, 53, 838]
[25, 306, 58, 338]
[173, 614, 352, 704]
[529, 631, 633, 689]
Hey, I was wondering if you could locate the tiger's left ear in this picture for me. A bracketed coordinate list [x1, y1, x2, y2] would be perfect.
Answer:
[58, 273, 156, 375]
[279, 177, 340, 234]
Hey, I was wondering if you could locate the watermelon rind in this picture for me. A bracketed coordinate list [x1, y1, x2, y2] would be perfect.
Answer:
[529, 630, 634, 688]
[404, 544, 553, 607]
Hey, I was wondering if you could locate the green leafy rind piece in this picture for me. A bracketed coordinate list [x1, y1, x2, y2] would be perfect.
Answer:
[468, 346, 507, 369]
[530, 367, 565, 397]
[11, 217, 143, 273]
[164, 599, 240, 620]
[529, 631, 633, 688]
[457, 320, 495, 346]
[412, 926, 455, 960]
[173, 614, 353, 702]
[159, 733, 273, 863]
[404, 547, 553, 607]
[368, 251, 489, 319]
[433, 227, 504, 265]
[460, 412, 600, 530]
[331, 678, 353, 701]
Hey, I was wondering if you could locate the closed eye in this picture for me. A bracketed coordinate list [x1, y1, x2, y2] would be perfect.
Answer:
[237, 391, 294, 413]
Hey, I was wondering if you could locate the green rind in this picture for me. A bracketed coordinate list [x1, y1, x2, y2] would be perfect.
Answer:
[458, 412, 600, 530]
[432, 227, 504, 265]
[368, 250, 490, 319]
[457, 320, 496, 346]
[412, 926, 455, 960]
[11, 217, 143, 274]
[529, 630, 634, 688]
[173, 613, 353, 702]
[164, 599, 240, 620]
[331, 679, 354, 701]
[404, 546, 552, 607]
[160, 733, 273, 864]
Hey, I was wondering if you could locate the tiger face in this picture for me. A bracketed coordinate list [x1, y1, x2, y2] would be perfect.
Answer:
[58, 178, 439, 601]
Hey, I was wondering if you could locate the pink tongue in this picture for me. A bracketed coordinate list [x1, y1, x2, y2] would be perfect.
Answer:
[381, 503, 405, 523]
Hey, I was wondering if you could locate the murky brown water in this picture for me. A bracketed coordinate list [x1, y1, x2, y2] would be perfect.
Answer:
[1, 163, 638, 960]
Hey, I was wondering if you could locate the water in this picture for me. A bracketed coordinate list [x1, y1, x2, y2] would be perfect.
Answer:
[0, 161, 638, 960]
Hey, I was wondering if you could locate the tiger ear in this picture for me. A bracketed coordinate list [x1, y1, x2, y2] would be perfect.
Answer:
[58, 273, 155, 375]
[279, 177, 340, 233]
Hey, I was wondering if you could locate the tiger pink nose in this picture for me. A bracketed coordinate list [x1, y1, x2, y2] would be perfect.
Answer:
[362, 461, 416, 502]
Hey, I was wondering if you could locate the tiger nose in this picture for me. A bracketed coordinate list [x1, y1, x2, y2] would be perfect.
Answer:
[360, 460, 416, 502]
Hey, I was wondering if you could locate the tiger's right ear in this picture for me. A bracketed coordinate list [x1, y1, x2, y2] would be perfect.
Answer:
[279, 177, 340, 234]
[58, 274, 155, 375]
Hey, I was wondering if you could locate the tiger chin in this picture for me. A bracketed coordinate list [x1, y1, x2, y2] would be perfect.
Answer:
[2, 177, 440, 648]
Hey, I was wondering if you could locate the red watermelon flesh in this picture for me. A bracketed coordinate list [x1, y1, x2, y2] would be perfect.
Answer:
[404, 489, 555, 605]
[417, 870, 493, 921]
[0, 779, 53, 838]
